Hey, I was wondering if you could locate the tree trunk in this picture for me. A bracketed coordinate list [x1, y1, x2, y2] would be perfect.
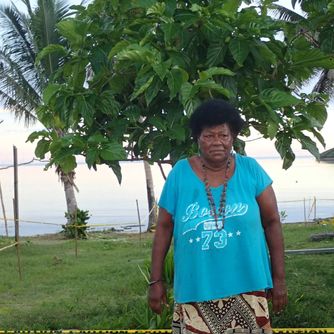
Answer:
[0, 181, 9, 236]
[59, 170, 78, 224]
[143, 160, 157, 232]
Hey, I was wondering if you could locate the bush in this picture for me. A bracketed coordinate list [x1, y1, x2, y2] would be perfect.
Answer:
[62, 208, 90, 239]
[136, 250, 174, 329]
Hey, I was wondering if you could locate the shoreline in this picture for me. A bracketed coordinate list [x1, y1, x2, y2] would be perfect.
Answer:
[2, 218, 334, 239]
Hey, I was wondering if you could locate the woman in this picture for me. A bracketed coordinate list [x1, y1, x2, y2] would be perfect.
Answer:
[148, 99, 287, 333]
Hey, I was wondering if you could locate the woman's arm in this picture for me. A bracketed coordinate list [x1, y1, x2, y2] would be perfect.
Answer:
[257, 185, 288, 314]
[148, 207, 174, 314]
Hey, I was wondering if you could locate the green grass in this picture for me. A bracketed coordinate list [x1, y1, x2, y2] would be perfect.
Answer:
[283, 220, 334, 250]
[0, 223, 334, 330]
[0, 233, 153, 330]
[273, 221, 334, 328]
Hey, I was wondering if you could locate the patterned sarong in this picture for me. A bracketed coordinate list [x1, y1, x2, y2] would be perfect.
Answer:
[172, 291, 272, 334]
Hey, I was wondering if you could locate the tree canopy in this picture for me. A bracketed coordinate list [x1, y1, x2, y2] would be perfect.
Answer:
[272, 0, 334, 97]
[0, 0, 73, 124]
[28, 0, 334, 181]
[0, 0, 85, 222]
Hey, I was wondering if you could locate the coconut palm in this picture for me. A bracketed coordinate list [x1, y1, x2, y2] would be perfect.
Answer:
[0, 0, 80, 225]
[272, 0, 334, 97]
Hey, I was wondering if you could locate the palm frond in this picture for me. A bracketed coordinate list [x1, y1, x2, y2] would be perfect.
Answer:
[0, 43, 42, 95]
[269, 4, 306, 22]
[80, 0, 92, 6]
[0, 89, 38, 125]
[19, 0, 34, 17]
[54, 0, 74, 19]
[0, 5, 37, 65]
[288, 68, 320, 94]
[0, 0, 72, 124]
[0, 67, 39, 125]
[291, 0, 302, 9]
[32, 0, 71, 76]
[312, 69, 334, 97]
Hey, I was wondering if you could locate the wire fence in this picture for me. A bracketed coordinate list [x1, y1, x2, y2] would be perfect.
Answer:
[0, 201, 158, 237]
[277, 197, 334, 223]
[0, 197, 333, 238]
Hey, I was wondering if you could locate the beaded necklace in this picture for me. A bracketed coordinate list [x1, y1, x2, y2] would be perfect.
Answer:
[201, 155, 231, 231]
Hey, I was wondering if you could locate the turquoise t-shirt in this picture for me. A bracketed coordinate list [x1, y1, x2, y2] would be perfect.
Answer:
[159, 153, 273, 303]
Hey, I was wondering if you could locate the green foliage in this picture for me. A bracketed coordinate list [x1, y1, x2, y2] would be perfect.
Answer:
[137, 250, 174, 329]
[280, 210, 288, 223]
[272, 0, 334, 97]
[30, 0, 334, 180]
[133, 291, 172, 329]
[0, 0, 72, 124]
[0, 0, 83, 229]
[62, 208, 90, 239]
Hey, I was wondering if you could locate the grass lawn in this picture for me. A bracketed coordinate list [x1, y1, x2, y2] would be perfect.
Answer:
[0, 222, 333, 330]
[275, 221, 334, 328]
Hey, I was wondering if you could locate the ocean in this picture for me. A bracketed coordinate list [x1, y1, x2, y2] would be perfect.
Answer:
[0, 156, 333, 236]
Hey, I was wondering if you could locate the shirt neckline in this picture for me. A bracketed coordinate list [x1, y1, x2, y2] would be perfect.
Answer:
[186, 153, 238, 190]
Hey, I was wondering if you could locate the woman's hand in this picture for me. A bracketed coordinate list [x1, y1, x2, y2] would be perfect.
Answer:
[148, 281, 168, 314]
[267, 279, 288, 314]
[149, 208, 173, 314]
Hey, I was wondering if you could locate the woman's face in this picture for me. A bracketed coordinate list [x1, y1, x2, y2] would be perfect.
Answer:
[198, 123, 234, 163]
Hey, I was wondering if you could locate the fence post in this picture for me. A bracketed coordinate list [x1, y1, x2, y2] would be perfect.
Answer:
[13, 146, 22, 280]
[314, 196, 317, 221]
[74, 209, 78, 258]
[303, 198, 307, 224]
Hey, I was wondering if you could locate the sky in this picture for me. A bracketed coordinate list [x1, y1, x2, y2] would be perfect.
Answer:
[0, 0, 333, 164]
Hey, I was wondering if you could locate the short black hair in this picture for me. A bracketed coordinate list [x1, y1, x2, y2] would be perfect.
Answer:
[189, 99, 245, 140]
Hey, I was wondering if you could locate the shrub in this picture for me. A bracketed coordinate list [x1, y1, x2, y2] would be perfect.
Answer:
[62, 208, 90, 239]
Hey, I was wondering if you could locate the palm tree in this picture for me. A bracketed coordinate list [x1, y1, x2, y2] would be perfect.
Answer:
[0, 0, 80, 225]
[272, 0, 334, 97]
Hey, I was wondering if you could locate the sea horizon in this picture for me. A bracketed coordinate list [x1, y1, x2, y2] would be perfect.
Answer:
[1, 155, 333, 237]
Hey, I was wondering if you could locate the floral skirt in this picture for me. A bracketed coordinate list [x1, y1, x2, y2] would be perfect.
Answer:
[172, 291, 272, 334]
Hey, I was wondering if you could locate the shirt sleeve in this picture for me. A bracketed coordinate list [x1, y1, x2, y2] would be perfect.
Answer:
[249, 157, 273, 196]
[158, 161, 181, 217]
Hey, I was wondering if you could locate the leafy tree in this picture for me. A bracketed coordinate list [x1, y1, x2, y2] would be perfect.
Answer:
[272, 0, 334, 97]
[0, 0, 81, 224]
[29, 0, 334, 184]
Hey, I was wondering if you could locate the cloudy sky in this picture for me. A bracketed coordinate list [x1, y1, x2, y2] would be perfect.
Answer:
[0, 0, 332, 163]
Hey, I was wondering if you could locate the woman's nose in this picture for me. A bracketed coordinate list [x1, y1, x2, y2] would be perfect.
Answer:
[212, 135, 224, 144]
